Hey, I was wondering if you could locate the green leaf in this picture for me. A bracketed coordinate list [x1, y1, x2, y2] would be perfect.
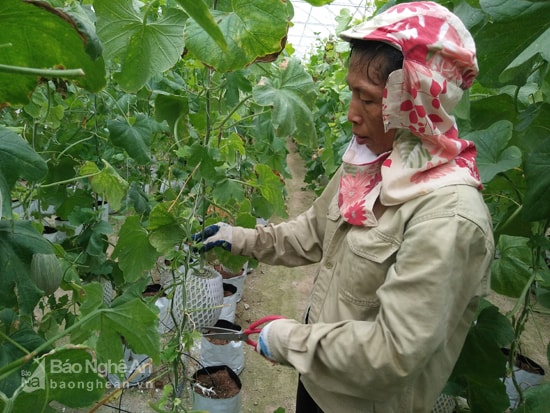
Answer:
[225, 70, 253, 106]
[470, 94, 518, 131]
[112, 216, 160, 283]
[467, 377, 510, 413]
[78, 221, 113, 258]
[465, 120, 522, 183]
[100, 298, 160, 364]
[75, 284, 160, 366]
[522, 138, 550, 222]
[218, 132, 246, 162]
[448, 306, 513, 412]
[107, 115, 153, 165]
[481, 0, 540, 19]
[0, 0, 106, 105]
[95, 0, 186, 92]
[491, 235, 533, 298]
[127, 183, 151, 215]
[174, 0, 227, 50]
[154, 93, 189, 140]
[0, 221, 53, 315]
[515, 103, 550, 154]
[501, 26, 550, 84]
[77, 283, 105, 319]
[515, 382, 550, 413]
[148, 202, 187, 254]
[184, 0, 289, 72]
[0, 126, 48, 188]
[236, 199, 254, 218]
[176, 143, 223, 182]
[536, 287, 550, 309]
[254, 164, 286, 218]
[80, 160, 129, 211]
[212, 179, 244, 205]
[65, 3, 104, 61]
[452, 306, 513, 379]
[0, 318, 46, 398]
[476, 0, 550, 87]
[302, 0, 334, 5]
[12, 347, 106, 409]
[253, 59, 317, 145]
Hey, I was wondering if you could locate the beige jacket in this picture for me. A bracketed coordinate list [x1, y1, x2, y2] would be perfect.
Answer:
[231, 169, 494, 413]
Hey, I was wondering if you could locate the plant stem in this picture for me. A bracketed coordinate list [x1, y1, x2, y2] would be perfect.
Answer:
[506, 221, 549, 406]
[203, 197, 233, 220]
[167, 162, 201, 213]
[507, 272, 536, 318]
[508, 285, 533, 406]
[38, 171, 102, 188]
[0, 64, 85, 78]
[56, 135, 95, 159]
[204, 69, 213, 147]
[227, 177, 257, 188]
[0, 330, 30, 355]
[141, 0, 160, 24]
[223, 109, 271, 130]
[214, 95, 252, 142]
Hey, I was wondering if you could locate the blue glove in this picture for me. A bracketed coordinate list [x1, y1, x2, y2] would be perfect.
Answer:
[255, 321, 277, 363]
[191, 222, 233, 252]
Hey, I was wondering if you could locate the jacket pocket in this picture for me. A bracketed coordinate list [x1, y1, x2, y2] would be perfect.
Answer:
[323, 200, 342, 250]
[327, 200, 341, 222]
[339, 228, 400, 308]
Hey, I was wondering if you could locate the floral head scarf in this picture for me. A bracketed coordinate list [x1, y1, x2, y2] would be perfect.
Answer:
[337, 1, 481, 227]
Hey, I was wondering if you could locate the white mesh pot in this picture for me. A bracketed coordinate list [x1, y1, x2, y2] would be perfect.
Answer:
[173, 266, 224, 330]
[101, 278, 114, 305]
[431, 393, 456, 413]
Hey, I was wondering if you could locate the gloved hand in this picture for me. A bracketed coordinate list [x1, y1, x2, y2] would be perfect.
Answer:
[255, 321, 278, 363]
[191, 222, 233, 253]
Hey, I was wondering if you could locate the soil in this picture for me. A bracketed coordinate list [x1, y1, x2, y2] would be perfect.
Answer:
[54, 140, 550, 413]
[193, 367, 241, 399]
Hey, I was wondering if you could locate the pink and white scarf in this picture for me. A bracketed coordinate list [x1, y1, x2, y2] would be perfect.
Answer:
[338, 1, 481, 227]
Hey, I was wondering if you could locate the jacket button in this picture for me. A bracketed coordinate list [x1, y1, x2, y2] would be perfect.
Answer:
[326, 262, 333, 269]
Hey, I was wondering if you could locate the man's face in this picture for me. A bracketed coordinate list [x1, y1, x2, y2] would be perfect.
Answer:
[346, 62, 395, 155]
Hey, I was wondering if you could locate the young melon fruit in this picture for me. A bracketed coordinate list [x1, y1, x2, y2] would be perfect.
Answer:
[30, 253, 63, 295]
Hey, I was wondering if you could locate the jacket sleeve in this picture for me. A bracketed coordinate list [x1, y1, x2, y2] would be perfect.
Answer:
[230, 169, 341, 266]
[265, 211, 493, 400]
